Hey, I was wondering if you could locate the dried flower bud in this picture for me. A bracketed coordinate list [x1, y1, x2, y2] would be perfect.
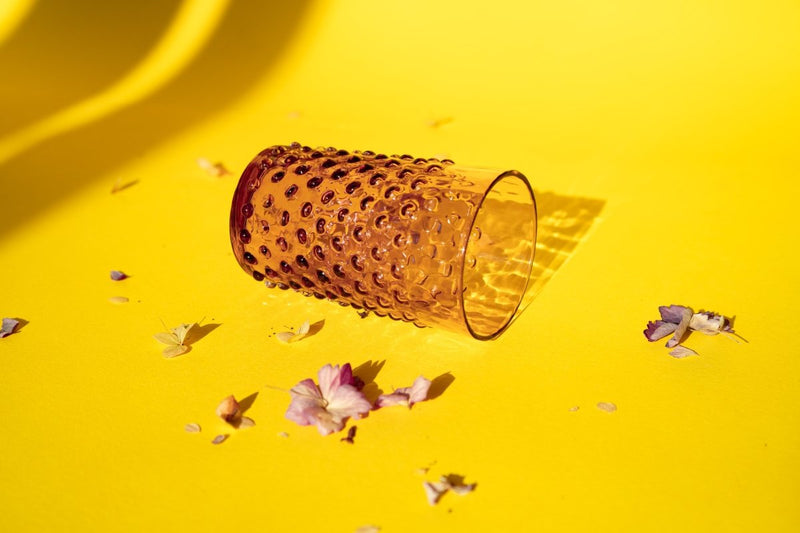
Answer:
[216, 395, 241, 423]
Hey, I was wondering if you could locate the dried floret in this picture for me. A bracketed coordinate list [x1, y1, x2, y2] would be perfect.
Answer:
[153, 322, 195, 358]
[275, 320, 311, 343]
[216, 395, 241, 423]
[423, 474, 477, 506]
[644, 305, 742, 356]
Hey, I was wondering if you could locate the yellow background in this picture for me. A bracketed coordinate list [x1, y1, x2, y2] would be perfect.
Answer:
[2, 0, 799, 531]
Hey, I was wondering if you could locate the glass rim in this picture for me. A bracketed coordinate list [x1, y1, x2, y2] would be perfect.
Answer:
[459, 169, 538, 340]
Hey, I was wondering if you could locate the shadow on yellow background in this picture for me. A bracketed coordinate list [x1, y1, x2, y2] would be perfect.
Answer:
[522, 191, 606, 306]
[0, 0, 313, 235]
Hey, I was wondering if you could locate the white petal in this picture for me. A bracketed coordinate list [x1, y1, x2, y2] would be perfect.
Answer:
[163, 344, 188, 358]
[669, 345, 698, 358]
[423, 481, 448, 506]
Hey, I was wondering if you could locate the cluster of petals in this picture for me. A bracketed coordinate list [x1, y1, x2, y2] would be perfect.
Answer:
[644, 304, 738, 357]
[285, 363, 431, 435]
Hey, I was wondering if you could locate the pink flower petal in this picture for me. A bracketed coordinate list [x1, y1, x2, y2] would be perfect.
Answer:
[285, 364, 370, 435]
[325, 383, 372, 421]
[110, 270, 128, 281]
[376, 376, 431, 409]
[406, 376, 431, 405]
[376, 392, 410, 408]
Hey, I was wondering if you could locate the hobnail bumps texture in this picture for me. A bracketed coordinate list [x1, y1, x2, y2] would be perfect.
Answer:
[230, 143, 486, 330]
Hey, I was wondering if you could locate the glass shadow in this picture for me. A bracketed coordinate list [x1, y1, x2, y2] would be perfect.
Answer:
[0, 0, 314, 238]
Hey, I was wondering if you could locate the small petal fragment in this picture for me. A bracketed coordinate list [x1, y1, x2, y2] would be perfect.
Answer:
[197, 157, 231, 177]
[376, 376, 431, 409]
[237, 416, 256, 429]
[669, 345, 698, 358]
[354, 526, 381, 533]
[108, 296, 129, 304]
[110, 270, 128, 281]
[597, 402, 617, 413]
[1, 318, 20, 338]
[184, 423, 201, 433]
[211, 434, 228, 445]
[423, 481, 449, 506]
[423, 474, 477, 505]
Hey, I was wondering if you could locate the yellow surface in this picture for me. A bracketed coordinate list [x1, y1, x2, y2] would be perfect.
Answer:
[1, 0, 799, 531]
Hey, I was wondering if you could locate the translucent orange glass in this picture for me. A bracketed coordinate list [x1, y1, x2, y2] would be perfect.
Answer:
[230, 143, 537, 339]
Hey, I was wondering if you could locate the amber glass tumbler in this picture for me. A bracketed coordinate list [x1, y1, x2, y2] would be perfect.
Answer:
[230, 143, 537, 340]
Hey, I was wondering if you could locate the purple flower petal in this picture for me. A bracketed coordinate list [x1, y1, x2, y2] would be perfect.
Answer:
[643, 320, 679, 342]
[1, 318, 20, 338]
[110, 270, 128, 281]
[659, 305, 692, 324]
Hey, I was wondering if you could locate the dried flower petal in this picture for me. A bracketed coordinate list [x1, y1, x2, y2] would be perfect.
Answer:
[596, 402, 617, 413]
[110, 270, 128, 281]
[216, 395, 241, 423]
[645, 305, 742, 356]
[665, 307, 693, 348]
[277, 431, 289, 438]
[643, 320, 679, 342]
[285, 363, 372, 435]
[1, 318, 20, 338]
[154, 323, 195, 357]
[376, 376, 431, 408]
[568, 406, 580, 412]
[354, 526, 380, 533]
[211, 434, 228, 445]
[669, 345, 698, 358]
[184, 423, 201, 433]
[108, 296, 129, 304]
[237, 416, 256, 429]
[275, 320, 311, 343]
[689, 311, 734, 335]
[197, 157, 231, 177]
[423, 474, 476, 505]
[659, 305, 692, 324]
[423, 481, 449, 506]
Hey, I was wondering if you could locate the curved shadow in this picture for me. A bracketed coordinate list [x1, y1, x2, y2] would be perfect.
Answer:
[0, 0, 37, 49]
[0, 0, 314, 236]
[0, 1, 183, 137]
